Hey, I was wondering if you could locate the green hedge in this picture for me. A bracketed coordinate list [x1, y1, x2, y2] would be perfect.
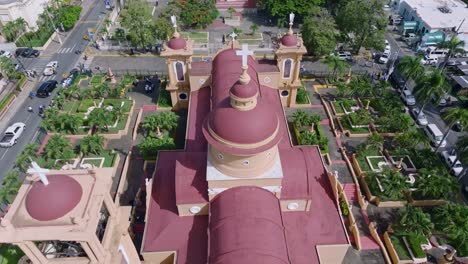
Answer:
[296, 87, 310, 104]
[15, 74, 26, 91]
[390, 235, 411, 260]
[56, 6, 82, 31]
[158, 82, 172, 108]
[407, 234, 426, 258]
[0, 93, 15, 114]
[16, 27, 54, 47]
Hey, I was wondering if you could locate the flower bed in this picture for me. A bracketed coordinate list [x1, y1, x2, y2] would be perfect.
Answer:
[390, 235, 412, 261]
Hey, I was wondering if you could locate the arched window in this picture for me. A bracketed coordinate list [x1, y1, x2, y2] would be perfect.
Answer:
[174, 61, 185, 82]
[283, 59, 293, 79]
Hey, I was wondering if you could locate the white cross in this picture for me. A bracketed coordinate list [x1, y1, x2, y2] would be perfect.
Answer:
[27, 161, 50, 185]
[229, 32, 237, 41]
[236, 44, 254, 68]
[289, 12, 295, 25]
[170, 15, 177, 27]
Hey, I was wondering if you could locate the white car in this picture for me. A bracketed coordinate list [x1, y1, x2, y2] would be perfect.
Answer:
[0, 50, 12, 58]
[441, 150, 463, 176]
[410, 107, 428, 126]
[400, 89, 416, 106]
[0, 122, 26, 147]
[421, 56, 438, 66]
[334, 51, 352, 61]
[379, 52, 390, 64]
[43, 61, 58, 76]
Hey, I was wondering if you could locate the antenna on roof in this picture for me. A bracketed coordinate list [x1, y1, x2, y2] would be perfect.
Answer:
[27, 160, 50, 185]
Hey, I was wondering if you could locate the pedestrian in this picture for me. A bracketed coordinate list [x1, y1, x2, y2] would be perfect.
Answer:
[222, 34, 225, 44]
[156, 0, 158, 6]
[84, 55, 88, 60]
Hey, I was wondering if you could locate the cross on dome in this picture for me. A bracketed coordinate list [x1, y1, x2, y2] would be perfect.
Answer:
[170, 15, 177, 28]
[27, 161, 50, 185]
[229, 32, 237, 41]
[236, 44, 253, 68]
[288, 13, 295, 35]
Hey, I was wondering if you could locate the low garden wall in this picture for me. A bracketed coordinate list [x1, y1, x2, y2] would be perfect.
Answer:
[405, 192, 447, 207]
[132, 108, 143, 141]
[336, 117, 372, 138]
[359, 175, 406, 208]
[319, 95, 338, 137]
[339, 148, 368, 209]
[114, 151, 131, 205]
[369, 222, 392, 264]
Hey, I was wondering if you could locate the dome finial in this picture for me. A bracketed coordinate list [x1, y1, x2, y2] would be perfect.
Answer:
[27, 160, 50, 185]
[288, 12, 295, 35]
[171, 15, 180, 38]
[236, 44, 253, 84]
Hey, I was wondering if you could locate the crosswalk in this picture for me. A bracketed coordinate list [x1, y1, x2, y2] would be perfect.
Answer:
[56, 47, 75, 54]
[37, 75, 57, 82]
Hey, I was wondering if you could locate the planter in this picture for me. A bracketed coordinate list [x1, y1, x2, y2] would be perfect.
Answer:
[402, 236, 429, 263]
[351, 154, 366, 177]
[384, 232, 413, 264]
[337, 117, 372, 138]
[405, 192, 448, 207]
[359, 175, 406, 207]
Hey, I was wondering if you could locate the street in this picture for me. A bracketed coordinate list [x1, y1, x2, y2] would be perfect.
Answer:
[0, 0, 108, 182]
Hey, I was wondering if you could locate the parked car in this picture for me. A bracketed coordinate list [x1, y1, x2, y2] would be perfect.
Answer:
[36, 80, 58, 97]
[0, 122, 25, 147]
[400, 88, 416, 106]
[421, 55, 438, 66]
[410, 107, 428, 126]
[379, 52, 390, 64]
[424, 123, 447, 148]
[334, 51, 352, 61]
[15, 48, 40, 58]
[440, 150, 463, 176]
[389, 70, 406, 89]
[452, 121, 463, 132]
[43, 61, 58, 76]
[0, 50, 12, 58]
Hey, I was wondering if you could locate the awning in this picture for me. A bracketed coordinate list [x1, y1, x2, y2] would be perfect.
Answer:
[421, 32, 446, 45]
[452, 75, 468, 89]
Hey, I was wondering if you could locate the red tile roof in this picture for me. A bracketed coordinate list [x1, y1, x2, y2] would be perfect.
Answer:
[209, 186, 290, 264]
[191, 61, 212, 76]
[257, 59, 280, 72]
[175, 152, 208, 204]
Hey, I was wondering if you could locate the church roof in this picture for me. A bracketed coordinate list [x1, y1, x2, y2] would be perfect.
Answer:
[25, 175, 82, 221]
[209, 186, 290, 264]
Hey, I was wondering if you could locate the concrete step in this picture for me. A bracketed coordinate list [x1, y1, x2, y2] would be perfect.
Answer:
[359, 235, 380, 250]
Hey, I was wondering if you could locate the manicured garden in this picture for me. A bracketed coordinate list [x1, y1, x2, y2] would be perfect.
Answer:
[138, 111, 179, 160]
[291, 110, 329, 153]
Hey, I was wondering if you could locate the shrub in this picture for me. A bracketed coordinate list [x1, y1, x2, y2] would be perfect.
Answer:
[56, 6, 82, 31]
[158, 82, 172, 107]
[16, 27, 54, 47]
[296, 87, 309, 104]
[407, 234, 427, 258]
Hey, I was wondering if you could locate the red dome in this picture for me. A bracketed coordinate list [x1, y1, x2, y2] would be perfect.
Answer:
[168, 37, 186, 50]
[209, 186, 289, 264]
[209, 100, 278, 145]
[281, 34, 298, 47]
[26, 175, 82, 221]
[230, 81, 257, 99]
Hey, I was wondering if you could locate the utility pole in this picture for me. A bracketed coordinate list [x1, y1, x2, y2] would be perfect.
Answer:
[43, 4, 62, 44]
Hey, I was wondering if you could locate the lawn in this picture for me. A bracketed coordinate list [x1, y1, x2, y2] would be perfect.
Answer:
[342, 116, 370, 134]
[62, 100, 80, 112]
[180, 32, 208, 44]
[337, 98, 358, 113]
[237, 32, 262, 40]
[0, 244, 24, 264]
[158, 85, 172, 108]
[104, 114, 129, 133]
[102, 99, 133, 112]
[406, 235, 427, 258]
[332, 101, 344, 114]
[368, 156, 387, 171]
[356, 149, 381, 172]
[77, 99, 99, 113]
[390, 235, 411, 260]
[90, 75, 104, 84]
[83, 149, 117, 167]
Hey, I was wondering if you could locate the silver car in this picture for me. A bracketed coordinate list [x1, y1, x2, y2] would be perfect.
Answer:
[410, 107, 428, 126]
[400, 89, 416, 106]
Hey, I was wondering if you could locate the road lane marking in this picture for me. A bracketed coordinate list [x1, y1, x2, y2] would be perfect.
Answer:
[25, 114, 32, 123]
[0, 148, 9, 160]
[32, 130, 39, 142]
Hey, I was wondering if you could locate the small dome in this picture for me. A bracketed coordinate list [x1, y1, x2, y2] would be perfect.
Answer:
[26, 175, 83, 221]
[209, 100, 278, 145]
[281, 34, 298, 47]
[168, 37, 186, 50]
[230, 81, 257, 99]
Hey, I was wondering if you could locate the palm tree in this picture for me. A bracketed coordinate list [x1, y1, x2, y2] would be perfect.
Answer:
[0, 185, 17, 206]
[111, 105, 124, 122]
[393, 129, 429, 151]
[292, 110, 312, 128]
[88, 108, 111, 132]
[397, 55, 424, 88]
[250, 23, 258, 35]
[335, 82, 351, 97]
[227, 7, 236, 18]
[3, 170, 21, 187]
[348, 77, 373, 98]
[22, 143, 39, 157]
[436, 107, 468, 152]
[59, 114, 83, 134]
[437, 36, 466, 69]
[413, 168, 458, 200]
[366, 132, 384, 151]
[394, 205, 434, 237]
[378, 169, 407, 201]
[453, 135, 468, 180]
[15, 154, 31, 172]
[64, 84, 81, 100]
[138, 135, 176, 158]
[44, 134, 74, 160]
[414, 69, 450, 117]
[140, 111, 179, 137]
[80, 134, 105, 155]
[322, 55, 350, 78]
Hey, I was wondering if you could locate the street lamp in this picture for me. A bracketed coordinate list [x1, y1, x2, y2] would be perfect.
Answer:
[42, 3, 62, 44]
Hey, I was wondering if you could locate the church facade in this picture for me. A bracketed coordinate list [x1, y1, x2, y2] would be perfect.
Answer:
[141, 27, 350, 263]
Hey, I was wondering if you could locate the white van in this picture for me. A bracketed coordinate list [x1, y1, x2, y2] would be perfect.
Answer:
[424, 124, 447, 148]
[425, 47, 448, 58]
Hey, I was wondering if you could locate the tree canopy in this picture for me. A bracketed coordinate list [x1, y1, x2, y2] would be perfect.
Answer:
[336, 0, 387, 53]
[175, 0, 218, 29]
[258, 0, 323, 22]
[301, 8, 337, 56]
[121, 0, 157, 47]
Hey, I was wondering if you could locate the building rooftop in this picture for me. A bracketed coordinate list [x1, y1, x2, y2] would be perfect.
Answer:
[0, 0, 18, 5]
[402, 0, 468, 32]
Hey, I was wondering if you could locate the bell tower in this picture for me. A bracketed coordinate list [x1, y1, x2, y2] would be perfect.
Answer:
[160, 15, 194, 109]
[275, 13, 307, 107]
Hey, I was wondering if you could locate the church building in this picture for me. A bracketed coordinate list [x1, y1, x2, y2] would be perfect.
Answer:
[141, 18, 350, 264]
